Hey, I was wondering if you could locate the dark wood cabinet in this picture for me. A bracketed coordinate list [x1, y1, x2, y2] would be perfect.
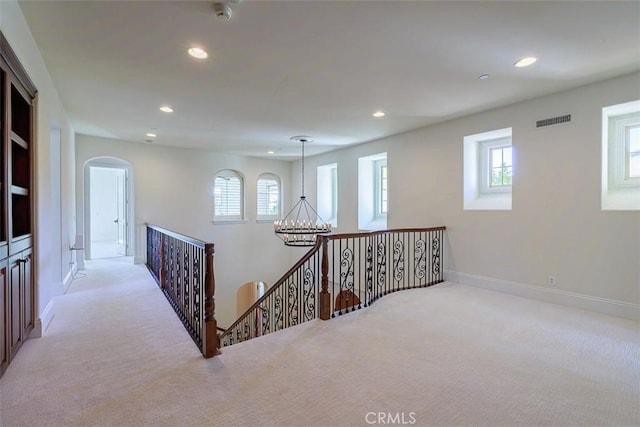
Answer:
[0, 260, 7, 375]
[8, 255, 22, 359]
[8, 249, 32, 361]
[21, 249, 33, 339]
[0, 31, 36, 378]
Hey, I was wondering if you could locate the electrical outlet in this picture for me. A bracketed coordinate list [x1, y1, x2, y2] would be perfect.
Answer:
[548, 275, 556, 286]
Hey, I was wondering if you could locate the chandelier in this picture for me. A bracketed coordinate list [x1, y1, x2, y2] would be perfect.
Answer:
[274, 136, 331, 247]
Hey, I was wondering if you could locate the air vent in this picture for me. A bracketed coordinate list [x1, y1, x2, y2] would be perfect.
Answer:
[536, 114, 571, 128]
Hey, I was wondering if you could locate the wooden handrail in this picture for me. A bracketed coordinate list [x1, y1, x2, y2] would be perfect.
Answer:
[327, 226, 447, 240]
[147, 223, 207, 248]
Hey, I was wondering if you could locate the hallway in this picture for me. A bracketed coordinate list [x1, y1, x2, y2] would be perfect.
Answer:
[0, 258, 201, 425]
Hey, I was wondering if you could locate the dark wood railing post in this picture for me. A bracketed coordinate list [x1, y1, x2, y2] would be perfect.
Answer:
[159, 233, 165, 289]
[202, 243, 219, 357]
[319, 236, 331, 320]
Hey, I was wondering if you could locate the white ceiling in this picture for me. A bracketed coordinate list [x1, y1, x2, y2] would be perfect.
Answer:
[17, 0, 640, 159]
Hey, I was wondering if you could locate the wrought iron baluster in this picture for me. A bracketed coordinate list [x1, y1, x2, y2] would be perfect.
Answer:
[365, 235, 373, 307]
[214, 227, 445, 350]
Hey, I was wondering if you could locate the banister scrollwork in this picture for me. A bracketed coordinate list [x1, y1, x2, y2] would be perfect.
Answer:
[210, 227, 445, 351]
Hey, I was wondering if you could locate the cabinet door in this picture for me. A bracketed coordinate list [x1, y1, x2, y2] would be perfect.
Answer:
[21, 248, 33, 337]
[0, 260, 7, 376]
[8, 254, 22, 359]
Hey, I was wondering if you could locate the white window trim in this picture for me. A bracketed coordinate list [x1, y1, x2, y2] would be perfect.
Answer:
[374, 158, 388, 218]
[463, 128, 513, 211]
[358, 152, 387, 231]
[256, 172, 281, 222]
[317, 163, 338, 227]
[213, 169, 246, 223]
[625, 124, 640, 180]
[609, 113, 640, 187]
[602, 100, 640, 210]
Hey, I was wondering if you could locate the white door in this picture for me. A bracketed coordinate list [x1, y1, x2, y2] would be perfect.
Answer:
[90, 166, 127, 259]
[116, 171, 127, 256]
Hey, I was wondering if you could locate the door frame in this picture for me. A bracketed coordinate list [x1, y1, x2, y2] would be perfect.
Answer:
[83, 157, 134, 261]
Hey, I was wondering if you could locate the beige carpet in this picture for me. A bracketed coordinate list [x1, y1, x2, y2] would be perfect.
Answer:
[0, 258, 638, 426]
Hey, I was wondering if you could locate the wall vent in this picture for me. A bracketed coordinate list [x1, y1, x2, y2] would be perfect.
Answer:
[536, 114, 571, 128]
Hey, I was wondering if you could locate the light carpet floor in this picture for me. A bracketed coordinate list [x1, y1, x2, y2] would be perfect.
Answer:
[0, 258, 638, 426]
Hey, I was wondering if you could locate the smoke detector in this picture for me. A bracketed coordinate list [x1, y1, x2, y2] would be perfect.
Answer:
[213, 2, 232, 20]
[213, 0, 241, 21]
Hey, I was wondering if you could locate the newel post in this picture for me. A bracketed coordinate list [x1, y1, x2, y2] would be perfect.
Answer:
[203, 243, 219, 357]
[319, 236, 331, 320]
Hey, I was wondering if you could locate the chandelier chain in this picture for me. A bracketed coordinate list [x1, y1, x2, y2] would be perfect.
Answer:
[301, 140, 305, 197]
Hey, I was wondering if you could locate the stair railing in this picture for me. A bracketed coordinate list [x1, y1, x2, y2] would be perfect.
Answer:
[220, 226, 445, 348]
[319, 227, 446, 319]
[146, 224, 218, 357]
[219, 239, 322, 347]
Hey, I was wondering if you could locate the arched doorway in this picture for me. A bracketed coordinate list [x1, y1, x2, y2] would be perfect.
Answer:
[83, 157, 135, 261]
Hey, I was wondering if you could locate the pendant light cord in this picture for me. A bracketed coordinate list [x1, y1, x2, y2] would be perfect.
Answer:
[301, 140, 305, 197]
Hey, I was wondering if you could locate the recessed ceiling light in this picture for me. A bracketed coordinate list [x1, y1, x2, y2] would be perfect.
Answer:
[145, 133, 157, 138]
[188, 47, 208, 59]
[479, 74, 490, 80]
[160, 105, 174, 113]
[267, 150, 275, 155]
[373, 111, 385, 118]
[514, 57, 537, 68]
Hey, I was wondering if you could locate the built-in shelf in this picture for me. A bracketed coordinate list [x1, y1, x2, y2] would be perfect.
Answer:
[10, 85, 30, 143]
[1, 29, 37, 378]
[0, 69, 3, 245]
[11, 139, 29, 189]
[10, 131, 27, 149]
[10, 186, 28, 196]
[11, 194, 30, 238]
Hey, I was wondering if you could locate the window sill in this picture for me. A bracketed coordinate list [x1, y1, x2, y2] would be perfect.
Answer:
[464, 193, 512, 211]
[359, 218, 387, 231]
[256, 218, 278, 224]
[212, 219, 248, 225]
[601, 187, 640, 210]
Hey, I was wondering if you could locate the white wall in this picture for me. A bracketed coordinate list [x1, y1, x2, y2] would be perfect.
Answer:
[296, 73, 640, 318]
[1, 1, 77, 335]
[75, 135, 294, 327]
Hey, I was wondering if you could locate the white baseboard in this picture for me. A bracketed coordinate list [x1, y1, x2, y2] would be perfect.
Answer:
[445, 270, 639, 321]
[63, 265, 76, 293]
[133, 256, 145, 264]
[31, 299, 55, 338]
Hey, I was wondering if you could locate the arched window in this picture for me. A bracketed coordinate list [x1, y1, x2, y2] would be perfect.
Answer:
[214, 169, 244, 221]
[256, 173, 280, 220]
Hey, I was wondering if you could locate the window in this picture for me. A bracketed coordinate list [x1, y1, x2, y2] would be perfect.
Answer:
[375, 159, 388, 217]
[358, 152, 387, 230]
[602, 100, 640, 210]
[257, 173, 280, 220]
[627, 125, 640, 179]
[317, 163, 337, 227]
[479, 136, 513, 194]
[213, 169, 244, 221]
[463, 128, 513, 210]
[490, 146, 512, 187]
